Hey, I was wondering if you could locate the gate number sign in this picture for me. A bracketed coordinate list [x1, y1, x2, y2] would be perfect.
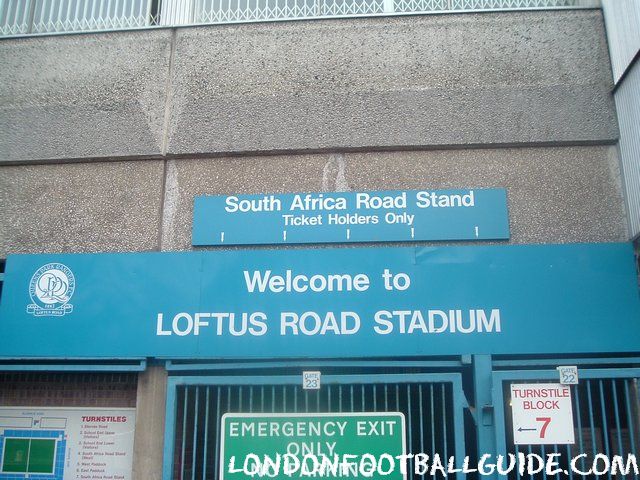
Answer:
[557, 366, 579, 385]
[303, 371, 321, 390]
[510, 383, 575, 445]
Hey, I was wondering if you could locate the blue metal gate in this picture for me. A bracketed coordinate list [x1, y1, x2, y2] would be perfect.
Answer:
[492, 367, 640, 479]
[162, 372, 469, 480]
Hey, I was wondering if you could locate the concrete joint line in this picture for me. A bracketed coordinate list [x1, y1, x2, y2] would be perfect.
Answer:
[160, 159, 180, 251]
[161, 28, 178, 156]
[157, 30, 179, 252]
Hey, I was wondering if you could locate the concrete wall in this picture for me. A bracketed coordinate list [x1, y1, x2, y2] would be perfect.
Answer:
[0, 160, 165, 256]
[0, 9, 617, 163]
[0, 30, 172, 163]
[0, 9, 628, 480]
[159, 146, 628, 251]
[0, 145, 627, 257]
[0, 9, 626, 257]
[168, 10, 617, 155]
[132, 366, 167, 480]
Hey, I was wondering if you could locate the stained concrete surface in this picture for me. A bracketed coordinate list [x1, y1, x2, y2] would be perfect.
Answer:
[0, 160, 165, 256]
[0, 30, 172, 163]
[159, 146, 627, 251]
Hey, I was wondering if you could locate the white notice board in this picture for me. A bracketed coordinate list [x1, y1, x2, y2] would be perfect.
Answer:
[510, 383, 575, 445]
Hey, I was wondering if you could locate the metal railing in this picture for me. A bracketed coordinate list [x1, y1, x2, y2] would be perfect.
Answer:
[1, 0, 153, 35]
[0, 0, 598, 37]
[164, 373, 468, 480]
[492, 368, 640, 480]
[174, 383, 458, 480]
[503, 378, 640, 480]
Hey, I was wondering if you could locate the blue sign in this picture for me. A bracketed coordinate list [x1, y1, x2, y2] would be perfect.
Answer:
[0, 243, 638, 359]
[192, 189, 509, 245]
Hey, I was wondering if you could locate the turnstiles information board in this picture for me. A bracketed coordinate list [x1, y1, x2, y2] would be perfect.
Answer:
[0, 407, 135, 480]
[220, 413, 406, 480]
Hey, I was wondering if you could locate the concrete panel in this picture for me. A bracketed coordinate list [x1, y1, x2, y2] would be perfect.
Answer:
[168, 10, 617, 155]
[344, 146, 627, 244]
[0, 30, 172, 163]
[132, 366, 167, 480]
[161, 146, 626, 250]
[0, 160, 165, 256]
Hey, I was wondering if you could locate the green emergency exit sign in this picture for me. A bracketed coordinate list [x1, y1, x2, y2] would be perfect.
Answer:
[220, 412, 406, 480]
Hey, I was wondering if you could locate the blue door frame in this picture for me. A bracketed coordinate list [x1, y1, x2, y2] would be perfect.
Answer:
[161, 372, 469, 480]
[491, 367, 640, 479]
[159, 357, 640, 480]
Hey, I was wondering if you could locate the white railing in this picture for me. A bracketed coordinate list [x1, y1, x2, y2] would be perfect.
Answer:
[0, 0, 599, 37]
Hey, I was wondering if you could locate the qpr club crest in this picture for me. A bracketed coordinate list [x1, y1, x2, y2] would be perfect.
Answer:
[27, 263, 75, 317]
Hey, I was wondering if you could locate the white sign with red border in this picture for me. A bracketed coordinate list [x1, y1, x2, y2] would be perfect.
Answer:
[510, 383, 575, 445]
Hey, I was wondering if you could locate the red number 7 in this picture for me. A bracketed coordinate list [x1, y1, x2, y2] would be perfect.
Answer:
[536, 417, 551, 438]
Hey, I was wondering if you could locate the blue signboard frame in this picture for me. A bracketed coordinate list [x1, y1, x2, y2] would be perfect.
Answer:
[192, 188, 510, 246]
[0, 243, 638, 359]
